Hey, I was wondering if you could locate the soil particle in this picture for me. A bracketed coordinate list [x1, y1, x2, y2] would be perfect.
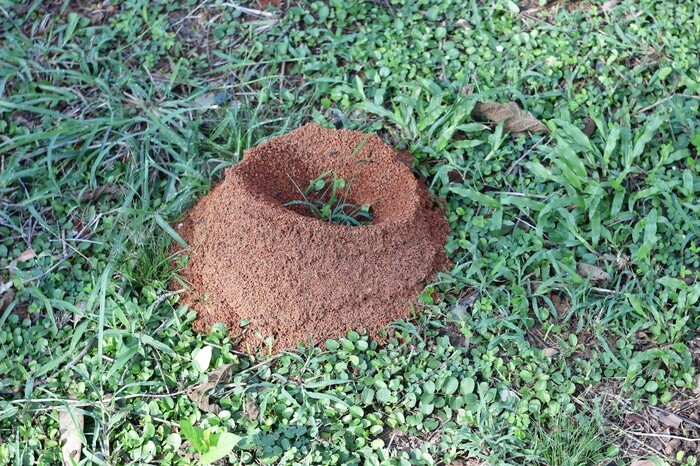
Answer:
[175, 124, 449, 352]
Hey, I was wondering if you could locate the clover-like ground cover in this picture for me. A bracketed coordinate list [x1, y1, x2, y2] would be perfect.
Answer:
[0, 1, 698, 465]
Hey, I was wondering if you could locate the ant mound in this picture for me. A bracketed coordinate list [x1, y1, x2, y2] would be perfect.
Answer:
[176, 124, 449, 352]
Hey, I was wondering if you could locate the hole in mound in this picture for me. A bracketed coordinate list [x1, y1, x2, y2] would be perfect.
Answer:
[282, 170, 375, 226]
[234, 144, 417, 226]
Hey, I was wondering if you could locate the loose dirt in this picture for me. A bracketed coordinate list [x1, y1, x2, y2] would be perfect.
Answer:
[175, 124, 449, 352]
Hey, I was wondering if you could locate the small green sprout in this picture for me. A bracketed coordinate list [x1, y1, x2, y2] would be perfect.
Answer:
[284, 170, 374, 226]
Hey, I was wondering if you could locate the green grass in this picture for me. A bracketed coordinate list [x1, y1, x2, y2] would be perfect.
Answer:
[529, 403, 615, 466]
[1, 0, 699, 465]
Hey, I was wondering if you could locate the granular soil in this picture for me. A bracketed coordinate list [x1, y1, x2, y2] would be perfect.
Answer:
[175, 123, 449, 352]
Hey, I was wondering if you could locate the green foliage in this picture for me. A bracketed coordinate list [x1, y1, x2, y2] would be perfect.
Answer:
[0, 0, 698, 464]
[284, 171, 374, 226]
[179, 419, 240, 464]
[529, 406, 615, 466]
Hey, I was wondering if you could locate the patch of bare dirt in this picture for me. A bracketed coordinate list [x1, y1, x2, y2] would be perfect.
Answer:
[175, 124, 449, 352]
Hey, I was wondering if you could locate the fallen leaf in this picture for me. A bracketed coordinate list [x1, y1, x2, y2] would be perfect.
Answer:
[208, 363, 233, 386]
[187, 385, 220, 415]
[576, 263, 611, 282]
[186, 363, 234, 414]
[630, 461, 657, 466]
[663, 438, 680, 456]
[244, 397, 260, 421]
[582, 116, 596, 137]
[449, 292, 478, 321]
[626, 413, 646, 424]
[79, 184, 121, 202]
[193, 345, 213, 372]
[0, 286, 14, 312]
[601, 0, 621, 11]
[543, 348, 558, 357]
[660, 413, 682, 428]
[472, 102, 548, 135]
[59, 408, 84, 465]
[16, 248, 36, 262]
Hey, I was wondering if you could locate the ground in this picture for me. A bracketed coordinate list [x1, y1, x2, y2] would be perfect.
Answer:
[0, 0, 699, 465]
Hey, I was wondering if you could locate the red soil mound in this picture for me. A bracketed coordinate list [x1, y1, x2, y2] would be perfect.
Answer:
[175, 124, 449, 351]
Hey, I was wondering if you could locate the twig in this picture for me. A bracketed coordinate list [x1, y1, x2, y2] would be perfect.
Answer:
[652, 406, 700, 430]
[224, 2, 280, 19]
[151, 416, 179, 428]
[65, 337, 97, 370]
[627, 431, 700, 442]
[505, 135, 546, 176]
[151, 289, 185, 313]
[613, 427, 666, 458]
[148, 289, 187, 337]
[493, 191, 549, 200]
[591, 287, 617, 295]
[112, 389, 188, 402]
[639, 94, 700, 113]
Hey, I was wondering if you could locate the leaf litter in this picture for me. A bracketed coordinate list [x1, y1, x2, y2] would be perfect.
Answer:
[186, 363, 234, 414]
[471, 101, 549, 135]
[59, 406, 84, 466]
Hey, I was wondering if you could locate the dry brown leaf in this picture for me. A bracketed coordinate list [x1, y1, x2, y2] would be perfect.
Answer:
[0, 286, 14, 312]
[59, 408, 84, 465]
[208, 363, 233, 386]
[660, 413, 683, 428]
[601, 0, 621, 11]
[472, 102, 548, 135]
[576, 263, 611, 282]
[543, 348, 558, 357]
[80, 184, 121, 202]
[16, 248, 36, 262]
[626, 413, 646, 424]
[630, 461, 656, 466]
[244, 397, 260, 421]
[186, 363, 234, 414]
[664, 438, 681, 456]
[186, 384, 220, 414]
[582, 116, 596, 137]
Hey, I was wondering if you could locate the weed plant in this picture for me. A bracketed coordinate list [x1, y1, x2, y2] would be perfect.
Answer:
[284, 171, 374, 226]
